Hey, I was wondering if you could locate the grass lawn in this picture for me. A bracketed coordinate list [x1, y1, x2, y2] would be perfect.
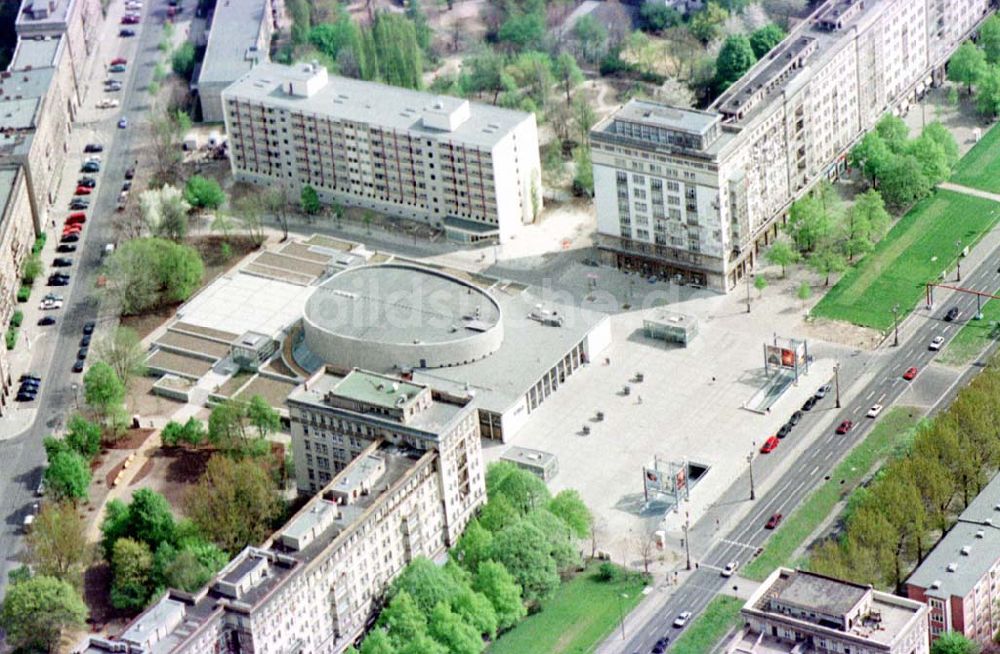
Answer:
[812, 190, 1000, 330]
[741, 407, 921, 581]
[937, 289, 1000, 366]
[951, 122, 1000, 194]
[488, 565, 647, 654]
[671, 596, 744, 654]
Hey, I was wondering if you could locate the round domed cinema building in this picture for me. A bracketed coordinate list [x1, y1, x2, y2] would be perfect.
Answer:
[301, 263, 504, 372]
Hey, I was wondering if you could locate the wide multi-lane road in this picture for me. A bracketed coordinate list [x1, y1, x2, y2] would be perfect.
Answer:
[614, 249, 1000, 653]
[0, 0, 173, 603]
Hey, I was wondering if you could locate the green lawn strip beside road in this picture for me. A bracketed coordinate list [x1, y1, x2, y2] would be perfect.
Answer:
[812, 191, 1000, 330]
[740, 407, 921, 582]
[671, 596, 744, 654]
[488, 565, 647, 654]
[951, 122, 1000, 194]
[936, 290, 1000, 366]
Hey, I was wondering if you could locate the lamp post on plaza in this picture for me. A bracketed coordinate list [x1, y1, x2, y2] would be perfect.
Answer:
[834, 362, 841, 409]
[892, 303, 900, 347]
[748, 444, 756, 501]
[956, 239, 963, 282]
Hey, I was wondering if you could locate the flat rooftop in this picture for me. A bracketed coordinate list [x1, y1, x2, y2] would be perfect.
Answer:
[224, 62, 533, 149]
[0, 97, 40, 130]
[501, 446, 557, 468]
[198, 0, 269, 85]
[16, 0, 73, 30]
[771, 569, 867, 616]
[304, 264, 501, 346]
[332, 369, 425, 409]
[610, 99, 721, 136]
[9, 36, 62, 70]
[176, 271, 316, 342]
[411, 287, 607, 415]
[288, 369, 470, 437]
[0, 67, 56, 100]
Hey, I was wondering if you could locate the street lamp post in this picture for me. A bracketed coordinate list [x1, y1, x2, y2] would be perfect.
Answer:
[747, 445, 756, 501]
[745, 267, 751, 314]
[956, 239, 963, 282]
[892, 304, 900, 347]
[683, 511, 692, 570]
[834, 362, 841, 409]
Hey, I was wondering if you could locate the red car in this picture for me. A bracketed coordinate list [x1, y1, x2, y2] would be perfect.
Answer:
[760, 436, 780, 454]
[121, 15, 139, 24]
[74, 186, 92, 195]
[765, 513, 783, 529]
[903, 366, 919, 380]
[836, 420, 854, 435]
[66, 213, 86, 223]
[62, 226, 82, 236]
[110, 57, 128, 66]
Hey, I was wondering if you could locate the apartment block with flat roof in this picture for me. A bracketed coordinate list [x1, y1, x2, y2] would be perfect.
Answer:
[728, 568, 929, 654]
[16, 0, 102, 87]
[591, 0, 991, 292]
[77, 374, 487, 654]
[222, 62, 542, 244]
[195, 0, 274, 123]
[0, 166, 35, 415]
[906, 471, 1000, 646]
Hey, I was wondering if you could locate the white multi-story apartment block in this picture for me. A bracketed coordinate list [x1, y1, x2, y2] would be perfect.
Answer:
[729, 568, 930, 654]
[78, 369, 486, 654]
[222, 62, 542, 244]
[591, 0, 992, 291]
[195, 0, 274, 123]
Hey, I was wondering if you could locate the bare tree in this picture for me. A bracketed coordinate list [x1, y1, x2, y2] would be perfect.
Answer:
[234, 194, 266, 246]
[634, 532, 657, 575]
[149, 109, 191, 183]
[263, 188, 290, 241]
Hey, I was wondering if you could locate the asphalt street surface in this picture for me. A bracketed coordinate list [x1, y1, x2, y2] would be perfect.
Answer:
[617, 256, 1000, 653]
[0, 0, 169, 605]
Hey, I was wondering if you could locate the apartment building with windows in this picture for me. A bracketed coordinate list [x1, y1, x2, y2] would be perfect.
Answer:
[0, 167, 35, 416]
[591, 0, 991, 291]
[906, 472, 1000, 646]
[78, 370, 486, 654]
[728, 568, 930, 654]
[222, 62, 542, 244]
[195, 0, 274, 123]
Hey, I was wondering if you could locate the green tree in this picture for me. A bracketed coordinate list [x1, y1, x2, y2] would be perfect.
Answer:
[786, 194, 833, 253]
[906, 134, 950, 185]
[572, 146, 593, 197]
[207, 399, 251, 453]
[361, 629, 398, 654]
[161, 417, 207, 447]
[406, 0, 432, 52]
[553, 52, 583, 106]
[765, 240, 800, 277]
[83, 361, 125, 425]
[849, 131, 893, 187]
[947, 41, 987, 93]
[715, 34, 757, 91]
[301, 184, 321, 215]
[184, 175, 226, 210]
[689, 2, 729, 43]
[428, 602, 483, 654]
[808, 247, 847, 286]
[378, 591, 429, 647]
[45, 451, 91, 503]
[246, 395, 281, 439]
[922, 121, 960, 169]
[749, 24, 786, 59]
[185, 455, 284, 553]
[103, 238, 204, 315]
[486, 462, 551, 516]
[473, 560, 526, 630]
[171, 42, 197, 80]
[140, 184, 191, 241]
[459, 48, 507, 103]
[490, 520, 559, 601]
[931, 631, 981, 654]
[26, 502, 91, 586]
[94, 326, 147, 390]
[451, 588, 498, 640]
[454, 519, 494, 573]
[843, 189, 890, 261]
[572, 15, 607, 63]
[754, 275, 768, 298]
[796, 280, 812, 304]
[398, 634, 447, 654]
[879, 154, 931, 208]
[127, 488, 177, 549]
[100, 499, 131, 560]
[874, 114, 910, 153]
[497, 11, 545, 52]
[22, 254, 43, 283]
[976, 64, 1000, 117]
[65, 414, 101, 460]
[478, 494, 520, 532]
[0, 575, 87, 653]
[391, 557, 463, 615]
[980, 14, 1000, 64]
[638, 2, 680, 33]
[110, 537, 154, 611]
[547, 489, 591, 539]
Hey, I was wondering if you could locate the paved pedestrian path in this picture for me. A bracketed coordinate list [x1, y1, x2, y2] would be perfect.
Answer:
[938, 181, 1000, 203]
